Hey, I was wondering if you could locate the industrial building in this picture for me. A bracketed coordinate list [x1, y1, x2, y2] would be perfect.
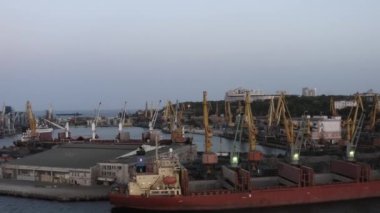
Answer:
[225, 88, 278, 102]
[302, 87, 317, 96]
[1, 144, 139, 186]
[1, 143, 197, 186]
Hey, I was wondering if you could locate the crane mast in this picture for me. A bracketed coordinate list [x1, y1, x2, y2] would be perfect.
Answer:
[330, 97, 338, 116]
[267, 97, 276, 134]
[203, 91, 212, 153]
[224, 101, 234, 127]
[345, 95, 364, 142]
[244, 92, 262, 170]
[276, 94, 294, 144]
[26, 101, 37, 137]
[345, 94, 365, 161]
[290, 115, 311, 164]
[369, 95, 379, 131]
[202, 91, 218, 172]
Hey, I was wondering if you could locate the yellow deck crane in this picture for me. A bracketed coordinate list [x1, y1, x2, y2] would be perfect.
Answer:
[345, 94, 365, 161]
[243, 92, 263, 170]
[202, 91, 218, 173]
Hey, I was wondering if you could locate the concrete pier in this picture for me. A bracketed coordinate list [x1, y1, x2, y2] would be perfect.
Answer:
[0, 179, 109, 201]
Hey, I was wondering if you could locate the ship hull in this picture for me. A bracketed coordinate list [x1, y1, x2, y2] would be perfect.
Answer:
[110, 180, 380, 211]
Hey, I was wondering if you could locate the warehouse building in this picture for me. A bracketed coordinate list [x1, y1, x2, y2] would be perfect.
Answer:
[1, 144, 139, 186]
[1, 143, 197, 186]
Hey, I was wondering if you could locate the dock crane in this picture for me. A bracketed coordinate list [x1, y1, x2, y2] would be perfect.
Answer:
[230, 113, 243, 167]
[368, 95, 379, 132]
[149, 100, 162, 133]
[345, 94, 365, 161]
[244, 92, 263, 170]
[202, 91, 218, 173]
[345, 95, 364, 142]
[26, 101, 37, 138]
[276, 94, 295, 145]
[162, 100, 187, 143]
[224, 101, 234, 127]
[266, 97, 276, 137]
[163, 101, 175, 131]
[290, 115, 311, 165]
[330, 97, 338, 116]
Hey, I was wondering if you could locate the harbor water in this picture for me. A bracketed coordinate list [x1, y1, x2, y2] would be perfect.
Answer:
[0, 127, 379, 212]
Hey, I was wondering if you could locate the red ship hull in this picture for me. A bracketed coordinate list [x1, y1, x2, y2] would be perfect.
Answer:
[110, 180, 380, 211]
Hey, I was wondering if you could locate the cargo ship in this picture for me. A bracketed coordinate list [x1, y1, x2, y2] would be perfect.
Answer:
[110, 91, 380, 211]
[109, 152, 380, 211]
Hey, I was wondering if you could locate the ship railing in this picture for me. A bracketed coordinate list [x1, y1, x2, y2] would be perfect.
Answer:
[190, 189, 233, 196]
[149, 189, 181, 196]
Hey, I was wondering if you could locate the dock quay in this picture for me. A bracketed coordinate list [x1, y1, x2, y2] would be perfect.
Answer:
[0, 179, 109, 201]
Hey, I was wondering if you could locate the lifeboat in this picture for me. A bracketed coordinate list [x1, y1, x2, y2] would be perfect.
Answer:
[163, 176, 177, 185]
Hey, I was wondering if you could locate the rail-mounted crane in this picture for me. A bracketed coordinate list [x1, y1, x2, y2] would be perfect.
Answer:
[224, 101, 234, 127]
[202, 91, 218, 172]
[26, 100, 37, 138]
[368, 95, 379, 132]
[243, 92, 263, 170]
[276, 94, 294, 145]
[344, 94, 365, 161]
[330, 97, 338, 116]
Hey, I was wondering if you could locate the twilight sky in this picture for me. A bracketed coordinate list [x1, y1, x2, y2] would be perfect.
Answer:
[1, 0, 379, 111]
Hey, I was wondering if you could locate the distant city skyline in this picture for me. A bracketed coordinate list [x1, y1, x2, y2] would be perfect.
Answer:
[1, 1, 379, 111]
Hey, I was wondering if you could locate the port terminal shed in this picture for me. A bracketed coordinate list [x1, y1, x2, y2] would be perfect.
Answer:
[1, 143, 196, 186]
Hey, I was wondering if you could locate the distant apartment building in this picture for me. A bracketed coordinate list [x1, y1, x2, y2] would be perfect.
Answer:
[334, 100, 357, 110]
[225, 88, 278, 102]
[302, 87, 317, 97]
